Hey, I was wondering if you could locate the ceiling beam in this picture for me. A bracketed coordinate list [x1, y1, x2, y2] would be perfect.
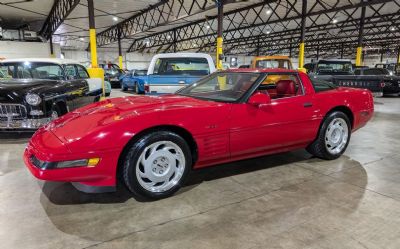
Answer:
[40, 0, 80, 40]
[129, 0, 395, 54]
[96, 0, 216, 48]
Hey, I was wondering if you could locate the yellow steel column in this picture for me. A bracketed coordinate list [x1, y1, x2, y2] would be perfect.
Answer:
[119, 56, 123, 69]
[356, 5, 366, 67]
[89, 28, 98, 68]
[298, 0, 307, 73]
[356, 46, 363, 67]
[216, 37, 223, 70]
[298, 42, 305, 69]
[86, 0, 105, 100]
[216, 0, 223, 70]
[118, 34, 123, 69]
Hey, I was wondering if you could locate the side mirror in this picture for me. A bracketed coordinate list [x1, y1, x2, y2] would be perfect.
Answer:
[248, 92, 271, 107]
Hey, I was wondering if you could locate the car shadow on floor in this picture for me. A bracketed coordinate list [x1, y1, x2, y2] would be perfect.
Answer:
[38, 152, 368, 242]
[40, 150, 313, 205]
[0, 132, 33, 143]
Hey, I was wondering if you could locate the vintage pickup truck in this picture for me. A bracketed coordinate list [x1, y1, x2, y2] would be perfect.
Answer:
[308, 59, 384, 96]
[143, 53, 216, 94]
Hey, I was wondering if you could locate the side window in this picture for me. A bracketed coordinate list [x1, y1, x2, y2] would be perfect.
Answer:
[64, 65, 77, 79]
[77, 65, 90, 79]
[258, 74, 303, 100]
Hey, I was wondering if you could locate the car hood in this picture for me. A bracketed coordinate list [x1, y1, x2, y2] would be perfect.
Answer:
[48, 94, 226, 148]
[0, 79, 58, 102]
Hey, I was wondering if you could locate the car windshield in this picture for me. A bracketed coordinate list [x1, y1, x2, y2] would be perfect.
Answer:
[0, 62, 64, 80]
[135, 70, 147, 76]
[153, 57, 210, 76]
[177, 72, 261, 102]
[255, 59, 291, 69]
[105, 69, 123, 75]
[316, 61, 353, 75]
[310, 77, 337, 92]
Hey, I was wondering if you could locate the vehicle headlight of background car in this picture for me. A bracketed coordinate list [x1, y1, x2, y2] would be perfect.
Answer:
[25, 93, 42, 106]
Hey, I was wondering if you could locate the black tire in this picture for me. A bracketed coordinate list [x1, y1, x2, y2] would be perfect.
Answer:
[134, 82, 139, 94]
[105, 92, 111, 97]
[121, 83, 128, 92]
[51, 104, 63, 119]
[306, 111, 351, 160]
[122, 131, 192, 200]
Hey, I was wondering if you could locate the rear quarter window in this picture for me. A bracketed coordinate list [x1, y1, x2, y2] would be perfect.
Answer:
[310, 77, 337, 92]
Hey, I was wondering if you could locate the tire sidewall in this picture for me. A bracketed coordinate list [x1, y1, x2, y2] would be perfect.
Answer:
[123, 131, 192, 199]
[135, 82, 139, 93]
[319, 111, 351, 159]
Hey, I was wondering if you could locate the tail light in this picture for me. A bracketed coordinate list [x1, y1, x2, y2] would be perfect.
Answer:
[380, 82, 386, 88]
[144, 84, 149, 92]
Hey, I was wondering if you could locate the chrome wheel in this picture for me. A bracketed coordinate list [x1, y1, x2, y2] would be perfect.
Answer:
[135, 141, 186, 193]
[325, 118, 349, 155]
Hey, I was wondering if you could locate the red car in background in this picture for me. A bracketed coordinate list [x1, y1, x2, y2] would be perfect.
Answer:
[24, 69, 374, 199]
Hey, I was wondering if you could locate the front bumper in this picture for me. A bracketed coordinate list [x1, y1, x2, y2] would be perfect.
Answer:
[23, 131, 120, 189]
[0, 117, 51, 130]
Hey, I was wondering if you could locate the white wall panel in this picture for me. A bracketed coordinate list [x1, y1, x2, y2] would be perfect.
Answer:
[0, 41, 60, 59]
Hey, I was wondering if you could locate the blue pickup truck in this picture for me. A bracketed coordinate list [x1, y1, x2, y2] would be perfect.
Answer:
[121, 69, 148, 93]
[122, 53, 216, 94]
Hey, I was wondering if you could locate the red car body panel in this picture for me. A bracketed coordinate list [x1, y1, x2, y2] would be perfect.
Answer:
[24, 70, 374, 188]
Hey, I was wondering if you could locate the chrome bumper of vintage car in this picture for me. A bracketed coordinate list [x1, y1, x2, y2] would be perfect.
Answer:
[0, 117, 52, 129]
[0, 103, 51, 129]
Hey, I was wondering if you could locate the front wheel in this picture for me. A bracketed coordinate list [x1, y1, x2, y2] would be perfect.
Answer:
[307, 111, 351, 160]
[122, 131, 192, 199]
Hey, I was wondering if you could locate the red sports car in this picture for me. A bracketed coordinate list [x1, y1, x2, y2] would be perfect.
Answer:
[24, 69, 374, 199]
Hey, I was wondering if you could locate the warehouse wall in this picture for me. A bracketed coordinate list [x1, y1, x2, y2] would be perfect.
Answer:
[62, 50, 154, 70]
[0, 41, 61, 59]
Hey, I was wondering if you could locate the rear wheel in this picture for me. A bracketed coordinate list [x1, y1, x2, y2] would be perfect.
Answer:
[121, 83, 128, 92]
[123, 131, 191, 199]
[307, 111, 351, 160]
[134, 82, 139, 94]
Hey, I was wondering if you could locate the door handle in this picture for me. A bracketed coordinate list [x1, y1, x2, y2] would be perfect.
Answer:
[303, 102, 313, 108]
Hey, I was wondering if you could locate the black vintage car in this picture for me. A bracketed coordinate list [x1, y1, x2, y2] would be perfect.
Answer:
[0, 59, 101, 131]
[355, 67, 400, 95]
[308, 59, 384, 96]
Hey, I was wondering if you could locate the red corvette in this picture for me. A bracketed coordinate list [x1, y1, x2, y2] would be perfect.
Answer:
[24, 69, 374, 199]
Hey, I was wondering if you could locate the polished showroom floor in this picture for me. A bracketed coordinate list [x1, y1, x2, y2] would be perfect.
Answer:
[1, 90, 400, 249]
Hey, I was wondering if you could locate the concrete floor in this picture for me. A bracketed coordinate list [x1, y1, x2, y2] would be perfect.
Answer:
[1, 90, 400, 249]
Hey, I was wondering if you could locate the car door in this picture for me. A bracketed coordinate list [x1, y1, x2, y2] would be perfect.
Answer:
[230, 73, 320, 158]
[75, 64, 97, 105]
[77, 64, 101, 96]
[63, 64, 90, 110]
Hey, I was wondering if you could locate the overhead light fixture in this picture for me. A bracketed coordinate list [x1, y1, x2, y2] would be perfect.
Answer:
[79, 37, 85, 41]
[332, 18, 338, 24]
[167, 35, 171, 39]
[265, 9, 272, 15]
[266, 30, 271, 34]
[206, 25, 211, 29]
[113, 16, 118, 22]
[390, 27, 396, 31]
